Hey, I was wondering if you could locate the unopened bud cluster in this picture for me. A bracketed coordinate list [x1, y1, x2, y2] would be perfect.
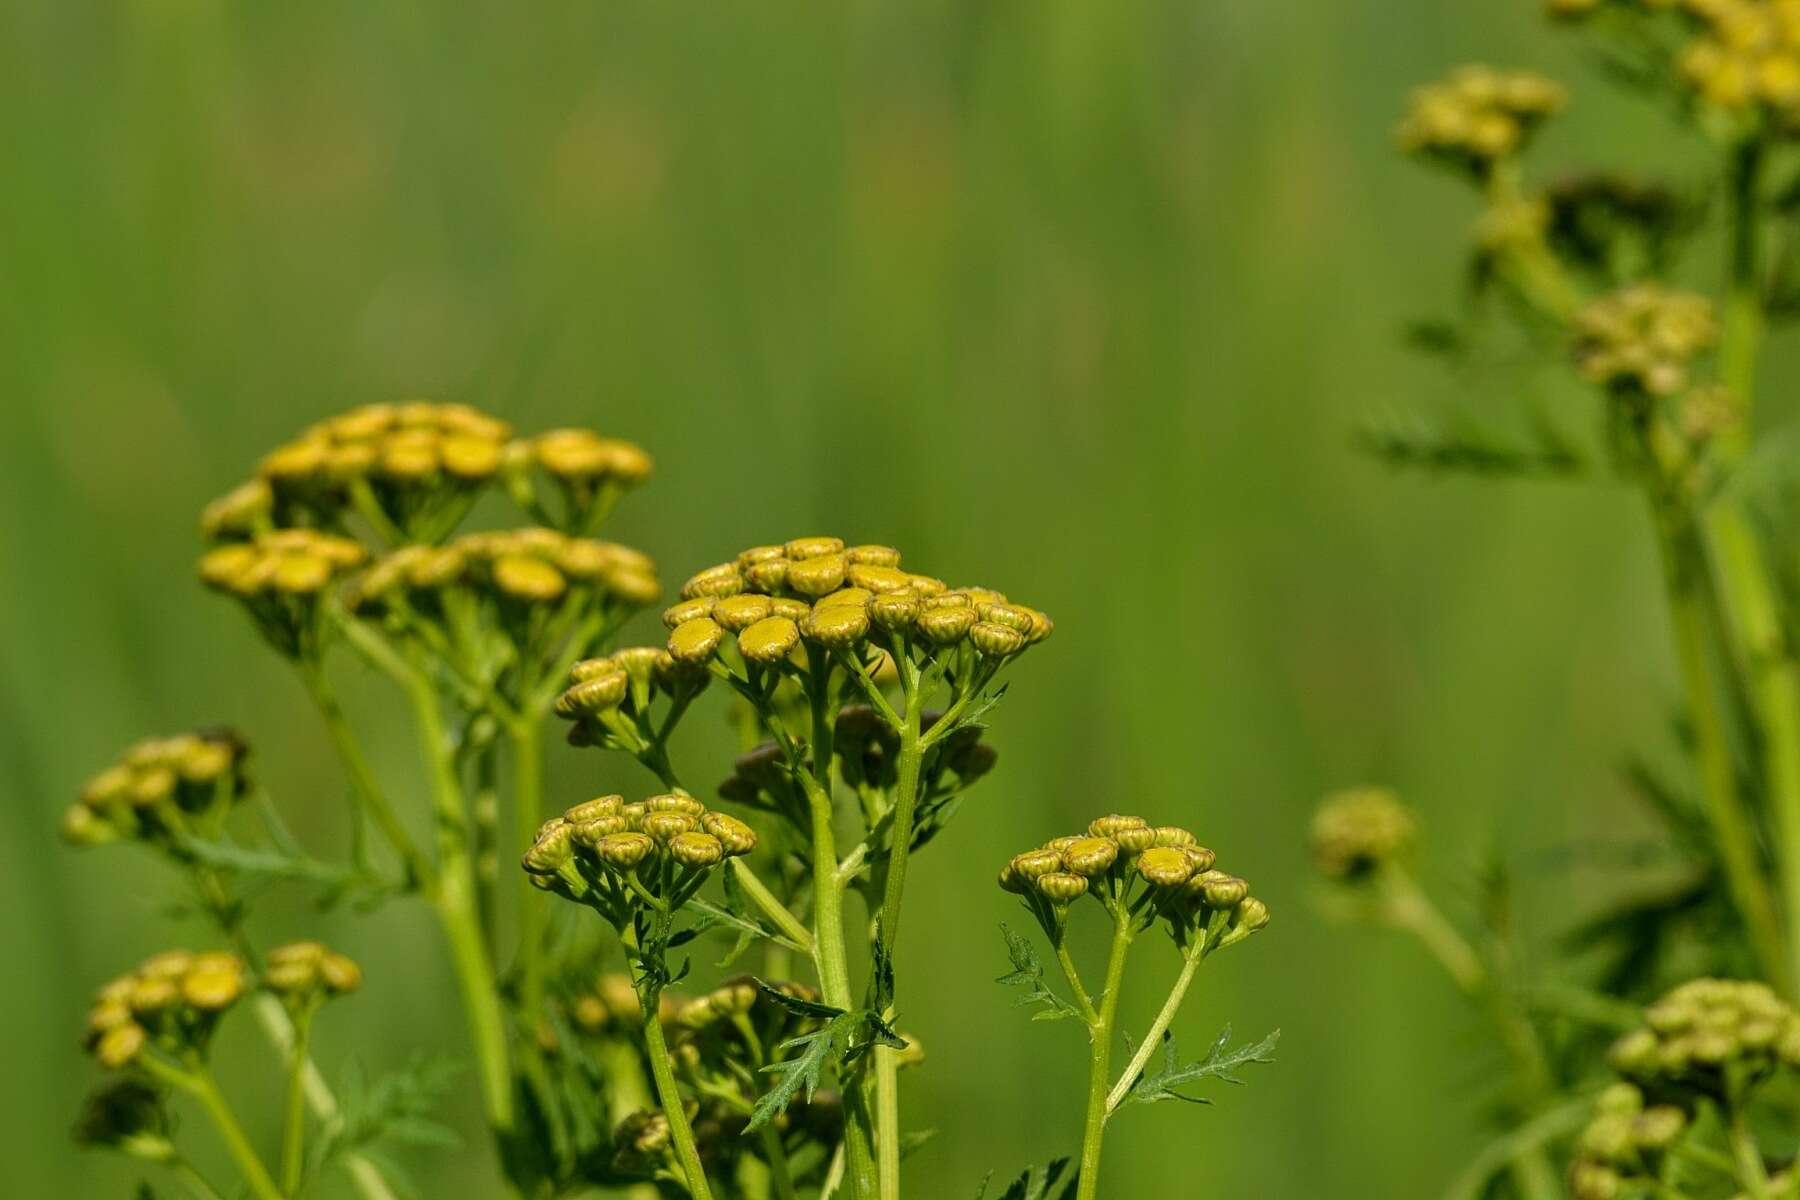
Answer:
[555, 646, 707, 737]
[1000, 814, 1269, 948]
[84, 950, 250, 1070]
[1574, 284, 1717, 397]
[1567, 1083, 1688, 1200]
[348, 527, 661, 618]
[661, 537, 1052, 669]
[1397, 66, 1566, 169]
[63, 731, 249, 849]
[1310, 787, 1417, 883]
[263, 941, 363, 1011]
[1608, 978, 1800, 1096]
[199, 529, 369, 602]
[1552, 0, 1800, 123]
[522, 792, 757, 915]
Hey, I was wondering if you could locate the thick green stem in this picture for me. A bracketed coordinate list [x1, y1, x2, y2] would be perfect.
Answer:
[1655, 510, 1790, 988]
[281, 1005, 315, 1196]
[1707, 135, 1800, 994]
[154, 1060, 284, 1200]
[301, 665, 432, 889]
[640, 990, 716, 1200]
[1380, 868, 1485, 996]
[872, 693, 925, 1200]
[729, 858, 815, 954]
[509, 716, 548, 1038]
[407, 679, 516, 1138]
[1104, 949, 1201, 1115]
[1075, 917, 1133, 1200]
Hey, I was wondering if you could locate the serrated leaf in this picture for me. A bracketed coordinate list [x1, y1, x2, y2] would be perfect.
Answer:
[995, 924, 1081, 1022]
[308, 1053, 461, 1187]
[753, 978, 848, 1021]
[748, 1015, 850, 1131]
[1115, 1026, 1280, 1110]
[975, 1157, 1075, 1200]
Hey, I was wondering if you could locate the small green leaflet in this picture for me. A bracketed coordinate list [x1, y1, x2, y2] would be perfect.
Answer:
[995, 924, 1080, 1022]
[973, 1157, 1077, 1200]
[1115, 1025, 1280, 1109]
[746, 980, 906, 1131]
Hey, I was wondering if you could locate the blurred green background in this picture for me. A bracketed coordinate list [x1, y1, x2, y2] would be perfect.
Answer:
[0, 0, 1738, 1195]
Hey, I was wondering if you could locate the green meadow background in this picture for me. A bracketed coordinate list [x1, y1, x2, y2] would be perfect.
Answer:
[0, 1, 1747, 1195]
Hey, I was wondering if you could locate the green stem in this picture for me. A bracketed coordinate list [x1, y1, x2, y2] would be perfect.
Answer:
[508, 715, 548, 1039]
[1103, 948, 1202, 1115]
[406, 677, 516, 1138]
[156, 1060, 284, 1200]
[1654, 507, 1789, 987]
[729, 858, 816, 955]
[281, 1004, 315, 1196]
[1075, 916, 1133, 1200]
[759, 1125, 801, 1200]
[1380, 868, 1485, 996]
[872, 692, 925, 1200]
[1719, 138, 1764, 461]
[639, 986, 716, 1200]
[300, 664, 433, 890]
[170, 1160, 227, 1200]
[1730, 1106, 1772, 1199]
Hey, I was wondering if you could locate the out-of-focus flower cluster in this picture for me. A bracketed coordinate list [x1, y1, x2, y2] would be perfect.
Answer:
[1552, 0, 1800, 128]
[263, 940, 364, 1012]
[1567, 1083, 1688, 1200]
[1000, 814, 1269, 951]
[1609, 978, 1800, 1097]
[62, 730, 249, 850]
[1397, 66, 1567, 170]
[523, 793, 758, 920]
[1574, 283, 1718, 396]
[1310, 787, 1417, 883]
[83, 950, 250, 1070]
[347, 528, 661, 661]
[199, 530, 369, 656]
[661, 537, 1052, 669]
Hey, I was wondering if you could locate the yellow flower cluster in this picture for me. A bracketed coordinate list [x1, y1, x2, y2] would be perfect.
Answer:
[84, 950, 249, 1070]
[1567, 1083, 1688, 1200]
[528, 427, 655, 489]
[1609, 978, 1800, 1093]
[198, 529, 368, 600]
[1397, 66, 1566, 168]
[347, 526, 661, 617]
[1310, 787, 1417, 882]
[662, 537, 1052, 669]
[257, 401, 511, 501]
[1574, 283, 1717, 396]
[63, 731, 248, 848]
[523, 793, 758, 910]
[999, 814, 1269, 943]
[263, 941, 364, 1007]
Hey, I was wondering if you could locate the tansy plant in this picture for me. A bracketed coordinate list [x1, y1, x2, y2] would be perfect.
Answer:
[61, 406, 1274, 1199]
[1341, 2, 1800, 1194]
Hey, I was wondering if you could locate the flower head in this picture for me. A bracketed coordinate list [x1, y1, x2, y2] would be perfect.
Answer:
[1310, 786, 1417, 882]
[64, 730, 250, 850]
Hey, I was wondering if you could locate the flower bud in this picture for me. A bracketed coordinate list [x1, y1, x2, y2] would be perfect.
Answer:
[700, 812, 758, 856]
[95, 1023, 147, 1070]
[712, 593, 772, 632]
[1009, 849, 1063, 881]
[1113, 825, 1157, 854]
[523, 820, 576, 874]
[788, 555, 849, 597]
[869, 591, 921, 630]
[595, 832, 657, 871]
[570, 816, 631, 847]
[1136, 847, 1195, 888]
[442, 434, 502, 480]
[1060, 837, 1119, 877]
[669, 832, 725, 868]
[916, 606, 976, 645]
[669, 617, 725, 664]
[739, 615, 801, 664]
[127, 977, 176, 1016]
[183, 955, 247, 1011]
[1230, 896, 1271, 935]
[802, 603, 870, 649]
[642, 811, 698, 842]
[662, 597, 715, 629]
[847, 544, 901, 567]
[785, 536, 845, 559]
[566, 795, 625, 824]
[1088, 814, 1147, 839]
[682, 563, 745, 600]
[556, 671, 629, 717]
[1194, 870, 1248, 909]
[745, 559, 789, 591]
[61, 804, 117, 847]
[849, 564, 913, 593]
[535, 429, 612, 479]
[1034, 872, 1089, 904]
[1634, 1106, 1685, 1151]
[495, 555, 567, 602]
[970, 621, 1026, 658]
[737, 545, 786, 569]
[646, 793, 706, 817]
[199, 479, 273, 540]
